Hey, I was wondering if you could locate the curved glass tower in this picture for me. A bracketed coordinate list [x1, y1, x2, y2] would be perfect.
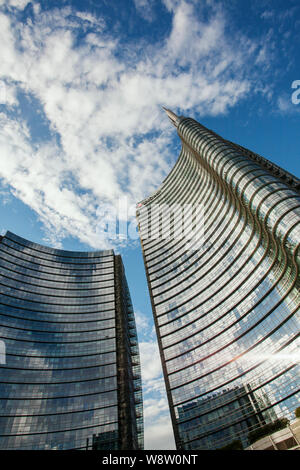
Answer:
[0, 231, 143, 450]
[137, 110, 300, 450]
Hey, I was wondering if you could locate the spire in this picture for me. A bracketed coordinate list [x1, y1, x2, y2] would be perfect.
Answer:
[162, 107, 180, 127]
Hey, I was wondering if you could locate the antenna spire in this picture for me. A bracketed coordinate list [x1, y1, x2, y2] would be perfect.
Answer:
[162, 107, 180, 127]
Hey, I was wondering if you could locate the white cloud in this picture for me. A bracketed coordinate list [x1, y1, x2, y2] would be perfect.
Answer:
[133, 0, 155, 22]
[135, 310, 151, 336]
[165, 1, 223, 63]
[0, 1, 272, 248]
[144, 397, 170, 419]
[144, 413, 176, 449]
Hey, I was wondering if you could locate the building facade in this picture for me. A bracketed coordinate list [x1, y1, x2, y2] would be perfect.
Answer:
[0, 231, 143, 450]
[136, 109, 300, 450]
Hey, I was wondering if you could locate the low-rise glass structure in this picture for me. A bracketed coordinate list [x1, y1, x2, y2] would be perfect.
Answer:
[0, 231, 143, 450]
[137, 109, 300, 450]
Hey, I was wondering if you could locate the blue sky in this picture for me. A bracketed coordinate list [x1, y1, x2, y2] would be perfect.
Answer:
[0, 0, 299, 449]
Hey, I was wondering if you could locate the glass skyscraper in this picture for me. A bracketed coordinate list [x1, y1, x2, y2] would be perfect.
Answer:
[0, 231, 143, 450]
[136, 109, 300, 450]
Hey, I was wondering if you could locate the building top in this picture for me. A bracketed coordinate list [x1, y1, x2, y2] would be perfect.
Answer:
[3, 230, 114, 257]
[162, 107, 181, 127]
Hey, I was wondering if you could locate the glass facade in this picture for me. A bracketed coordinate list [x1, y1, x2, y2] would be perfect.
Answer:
[0, 231, 143, 450]
[137, 111, 300, 450]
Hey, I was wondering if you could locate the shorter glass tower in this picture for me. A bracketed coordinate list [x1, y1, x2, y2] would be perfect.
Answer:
[0, 231, 143, 450]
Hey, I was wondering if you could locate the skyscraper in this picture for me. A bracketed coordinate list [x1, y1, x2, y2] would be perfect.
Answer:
[136, 109, 300, 450]
[0, 231, 143, 450]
